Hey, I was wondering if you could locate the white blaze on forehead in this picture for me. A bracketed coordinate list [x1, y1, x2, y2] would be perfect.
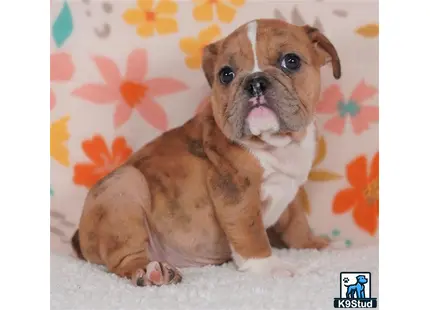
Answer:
[247, 20, 261, 73]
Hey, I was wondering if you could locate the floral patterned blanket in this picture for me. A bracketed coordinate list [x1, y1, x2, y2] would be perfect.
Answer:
[50, 0, 379, 256]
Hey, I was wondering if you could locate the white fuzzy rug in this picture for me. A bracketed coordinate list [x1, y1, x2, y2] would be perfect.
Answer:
[51, 246, 378, 310]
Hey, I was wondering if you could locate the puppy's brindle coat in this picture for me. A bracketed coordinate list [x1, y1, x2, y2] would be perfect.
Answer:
[71, 19, 341, 286]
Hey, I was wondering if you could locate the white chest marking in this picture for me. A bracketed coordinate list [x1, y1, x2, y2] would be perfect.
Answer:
[247, 21, 261, 73]
[244, 123, 317, 228]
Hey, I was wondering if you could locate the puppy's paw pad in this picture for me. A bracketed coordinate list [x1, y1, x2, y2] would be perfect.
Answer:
[146, 261, 183, 286]
[146, 261, 163, 284]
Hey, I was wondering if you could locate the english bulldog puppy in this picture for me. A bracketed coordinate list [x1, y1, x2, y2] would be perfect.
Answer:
[71, 18, 341, 287]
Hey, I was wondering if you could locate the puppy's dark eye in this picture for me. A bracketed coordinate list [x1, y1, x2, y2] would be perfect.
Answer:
[280, 53, 301, 72]
[218, 66, 235, 85]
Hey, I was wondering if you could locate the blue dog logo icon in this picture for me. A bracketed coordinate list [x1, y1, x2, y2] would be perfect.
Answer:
[334, 272, 377, 308]
[344, 275, 368, 299]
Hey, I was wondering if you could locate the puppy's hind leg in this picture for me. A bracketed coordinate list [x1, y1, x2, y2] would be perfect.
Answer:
[78, 166, 182, 287]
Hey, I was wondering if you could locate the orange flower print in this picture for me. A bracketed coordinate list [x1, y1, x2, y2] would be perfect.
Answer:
[180, 24, 221, 69]
[72, 49, 188, 130]
[333, 152, 379, 236]
[193, 0, 245, 23]
[123, 0, 178, 37]
[73, 135, 133, 189]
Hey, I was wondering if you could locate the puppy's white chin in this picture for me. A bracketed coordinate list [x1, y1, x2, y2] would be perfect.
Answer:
[247, 106, 279, 136]
[260, 133, 293, 147]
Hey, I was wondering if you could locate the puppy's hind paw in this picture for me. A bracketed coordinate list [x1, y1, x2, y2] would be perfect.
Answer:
[132, 268, 151, 287]
[131, 261, 183, 287]
[146, 261, 183, 286]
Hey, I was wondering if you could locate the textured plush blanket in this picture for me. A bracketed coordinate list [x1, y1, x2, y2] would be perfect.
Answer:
[51, 245, 378, 310]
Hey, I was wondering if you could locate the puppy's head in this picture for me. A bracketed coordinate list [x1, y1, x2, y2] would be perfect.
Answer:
[202, 19, 341, 143]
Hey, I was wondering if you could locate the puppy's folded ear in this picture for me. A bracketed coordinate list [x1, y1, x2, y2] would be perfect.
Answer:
[303, 25, 341, 80]
[201, 41, 221, 87]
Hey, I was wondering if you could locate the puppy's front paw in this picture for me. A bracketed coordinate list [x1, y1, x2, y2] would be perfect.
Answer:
[238, 255, 295, 277]
[306, 235, 331, 249]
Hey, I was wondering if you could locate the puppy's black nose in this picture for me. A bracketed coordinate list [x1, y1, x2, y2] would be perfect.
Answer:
[245, 74, 270, 97]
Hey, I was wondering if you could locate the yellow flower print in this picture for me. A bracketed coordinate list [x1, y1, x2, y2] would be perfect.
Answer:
[179, 24, 221, 69]
[297, 135, 342, 214]
[193, 0, 245, 23]
[51, 115, 70, 167]
[123, 0, 178, 37]
[355, 23, 379, 38]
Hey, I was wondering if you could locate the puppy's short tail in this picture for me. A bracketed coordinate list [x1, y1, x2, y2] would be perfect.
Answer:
[71, 230, 85, 260]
